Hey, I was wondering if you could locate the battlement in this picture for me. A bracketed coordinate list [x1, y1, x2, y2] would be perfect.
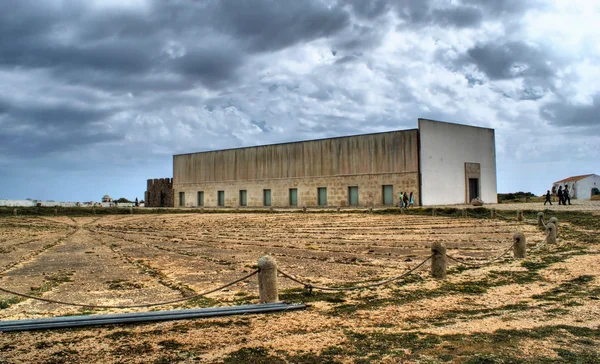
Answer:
[145, 178, 174, 207]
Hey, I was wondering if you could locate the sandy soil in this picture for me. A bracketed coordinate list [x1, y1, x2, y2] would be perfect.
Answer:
[0, 205, 598, 363]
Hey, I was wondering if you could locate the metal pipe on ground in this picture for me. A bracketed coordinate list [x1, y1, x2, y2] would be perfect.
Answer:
[0, 303, 305, 332]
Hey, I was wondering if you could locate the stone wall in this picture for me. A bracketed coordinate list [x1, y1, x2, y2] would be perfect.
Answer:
[146, 178, 174, 207]
[174, 172, 418, 208]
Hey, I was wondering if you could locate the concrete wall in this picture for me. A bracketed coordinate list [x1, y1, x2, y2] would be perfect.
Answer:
[419, 119, 497, 205]
[175, 172, 418, 208]
[174, 130, 419, 184]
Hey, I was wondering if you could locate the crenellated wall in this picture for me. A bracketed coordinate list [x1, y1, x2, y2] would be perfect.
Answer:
[145, 178, 174, 207]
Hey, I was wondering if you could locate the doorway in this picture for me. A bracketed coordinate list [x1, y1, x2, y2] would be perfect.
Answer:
[468, 178, 479, 202]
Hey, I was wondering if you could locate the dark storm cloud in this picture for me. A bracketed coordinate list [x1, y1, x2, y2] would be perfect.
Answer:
[393, 0, 483, 28]
[466, 42, 554, 80]
[541, 94, 600, 128]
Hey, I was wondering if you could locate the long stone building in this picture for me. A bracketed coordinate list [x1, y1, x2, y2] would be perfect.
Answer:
[148, 118, 497, 207]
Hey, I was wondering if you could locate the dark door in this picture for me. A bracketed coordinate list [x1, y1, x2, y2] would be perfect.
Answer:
[469, 178, 479, 201]
[289, 189, 298, 206]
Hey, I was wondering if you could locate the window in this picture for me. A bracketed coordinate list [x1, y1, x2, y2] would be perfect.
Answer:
[197, 191, 204, 207]
[239, 190, 247, 206]
[263, 189, 271, 206]
[217, 191, 225, 207]
[289, 188, 298, 206]
[382, 185, 393, 205]
[179, 192, 185, 207]
[348, 186, 359, 206]
[317, 187, 327, 206]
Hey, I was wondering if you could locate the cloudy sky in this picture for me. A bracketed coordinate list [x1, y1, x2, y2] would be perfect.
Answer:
[1, 0, 598, 202]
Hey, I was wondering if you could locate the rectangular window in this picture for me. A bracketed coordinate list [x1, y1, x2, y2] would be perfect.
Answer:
[217, 191, 225, 207]
[263, 189, 271, 206]
[382, 185, 393, 205]
[239, 190, 247, 206]
[348, 186, 359, 206]
[289, 188, 298, 206]
[318, 187, 327, 206]
[179, 192, 185, 207]
[197, 191, 204, 207]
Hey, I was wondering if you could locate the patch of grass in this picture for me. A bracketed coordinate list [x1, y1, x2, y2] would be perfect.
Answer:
[533, 275, 597, 302]
[0, 296, 22, 309]
[104, 330, 135, 340]
[223, 347, 285, 364]
[158, 339, 184, 350]
[106, 280, 144, 290]
[279, 287, 346, 304]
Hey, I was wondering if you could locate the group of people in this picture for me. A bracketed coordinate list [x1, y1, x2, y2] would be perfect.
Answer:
[544, 185, 572, 206]
[398, 191, 414, 208]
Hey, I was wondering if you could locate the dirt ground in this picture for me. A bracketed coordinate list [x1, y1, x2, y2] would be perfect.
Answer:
[0, 204, 599, 363]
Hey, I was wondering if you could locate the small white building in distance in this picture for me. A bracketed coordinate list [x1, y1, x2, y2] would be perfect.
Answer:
[552, 174, 600, 200]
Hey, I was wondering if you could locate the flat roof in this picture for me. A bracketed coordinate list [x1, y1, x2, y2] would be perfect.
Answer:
[173, 128, 418, 157]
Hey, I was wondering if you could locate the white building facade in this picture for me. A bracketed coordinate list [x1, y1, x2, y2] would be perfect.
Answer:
[419, 119, 497, 205]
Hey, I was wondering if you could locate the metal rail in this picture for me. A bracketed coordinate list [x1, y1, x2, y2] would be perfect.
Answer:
[0, 303, 305, 332]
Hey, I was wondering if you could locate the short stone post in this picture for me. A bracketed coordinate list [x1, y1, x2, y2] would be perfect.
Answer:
[548, 217, 558, 236]
[462, 209, 468, 218]
[258, 256, 278, 303]
[537, 212, 545, 227]
[431, 242, 447, 279]
[54, 208, 58, 216]
[92, 208, 96, 215]
[432, 208, 437, 217]
[13, 208, 17, 217]
[302, 205, 307, 213]
[517, 210, 524, 222]
[491, 208, 496, 219]
[369, 206, 373, 213]
[546, 223, 557, 244]
[513, 232, 526, 259]
[336, 207, 341, 213]
[129, 207, 133, 214]
[269, 207, 274, 212]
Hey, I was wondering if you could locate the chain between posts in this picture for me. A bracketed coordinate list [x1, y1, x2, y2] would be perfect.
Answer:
[277, 255, 433, 292]
[0, 270, 258, 309]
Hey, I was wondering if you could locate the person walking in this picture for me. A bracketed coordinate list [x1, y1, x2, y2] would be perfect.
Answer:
[564, 185, 571, 205]
[399, 192, 404, 208]
[409, 192, 414, 208]
[557, 186, 563, 205]
[544, 190, 552, 205]
[403, 192, 409, 208]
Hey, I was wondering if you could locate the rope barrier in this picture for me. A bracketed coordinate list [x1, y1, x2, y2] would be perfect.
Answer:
[466, 210, 487, 219]
[0, 270, 258, 309]
[446, 241, 516, 268]
[277, 255, 433, 291]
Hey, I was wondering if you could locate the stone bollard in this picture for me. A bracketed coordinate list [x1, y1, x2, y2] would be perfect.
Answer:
[302, 205, 307, 213]
[513, 232, 526, 259]
[537, 212, 545, 227]
[369, 206, 373, 213]
[13, 208, 17, 217]
[548, 217, 558, 236]
[546, 223, 557, 244]
[517, 210, 524, 222]
[54, 208, 58, 216]
[269, 207, 274, 212]
[431, 242, 447, 279]
[491, 208, 496, 219]
[258, 256, 279, 303]
[129, 207, 134, 214]
[92, 208, 96, 215]
[336, 207, 341, 213]
[432, 208, 437, 217]
[462, 209, 468, 218]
